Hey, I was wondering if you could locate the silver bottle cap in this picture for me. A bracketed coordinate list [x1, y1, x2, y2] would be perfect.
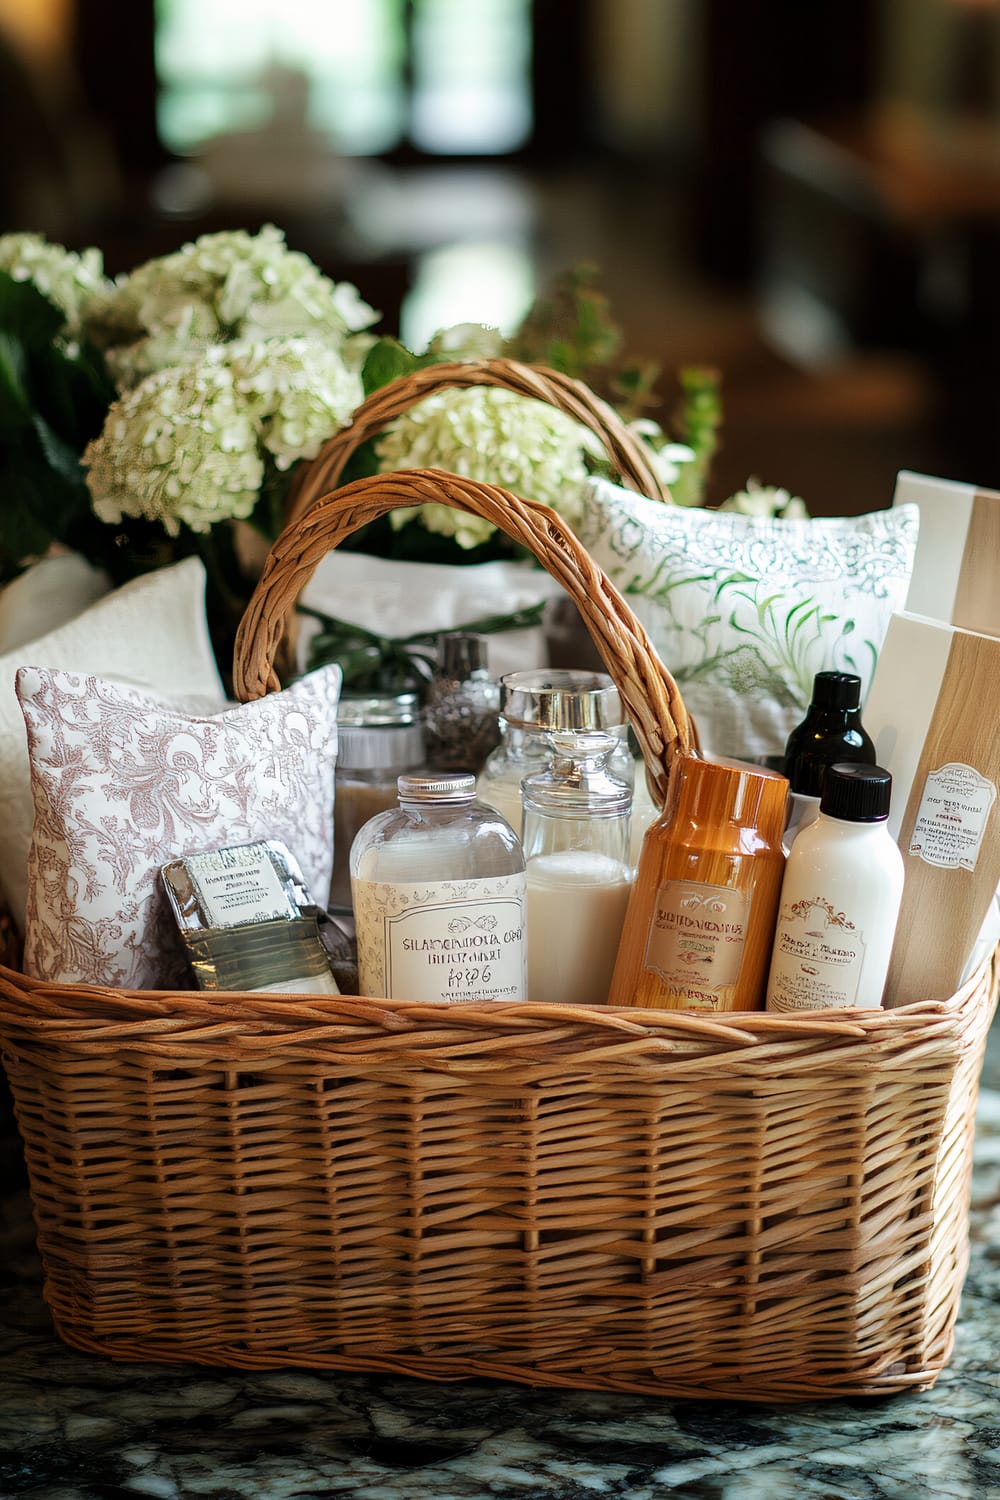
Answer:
[397, 773, 476, 802]
[498, 669, 624, 732]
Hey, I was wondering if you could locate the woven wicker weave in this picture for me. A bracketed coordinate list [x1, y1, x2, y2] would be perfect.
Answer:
[0, 366, 997, 1401]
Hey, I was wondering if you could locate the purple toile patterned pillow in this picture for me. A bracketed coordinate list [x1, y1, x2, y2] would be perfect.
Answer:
[17, 662, 341, 990]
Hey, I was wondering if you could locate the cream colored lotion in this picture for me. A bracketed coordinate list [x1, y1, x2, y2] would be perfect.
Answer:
[526, 849, 633, 1005]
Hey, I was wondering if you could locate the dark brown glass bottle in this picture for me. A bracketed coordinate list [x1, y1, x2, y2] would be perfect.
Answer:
[783, 672, 876, 798]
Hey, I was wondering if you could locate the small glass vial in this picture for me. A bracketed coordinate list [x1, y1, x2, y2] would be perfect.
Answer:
[423, 632, 501, 774]
[477, 669, 633, 836]
[783, 671, 876, 847]
[350, 772, 527, 1003]
[608, 753, 788, 1012]
[766, 763, 904, 1013]
[329, 692, 425, 912]
[522, 731, 634, 1006]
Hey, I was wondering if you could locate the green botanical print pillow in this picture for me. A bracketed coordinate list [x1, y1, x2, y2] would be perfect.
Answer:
[573, 478, 919, 759]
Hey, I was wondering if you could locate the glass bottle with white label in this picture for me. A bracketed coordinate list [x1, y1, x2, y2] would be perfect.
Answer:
[350, 773, 527, 1003]
[765, 762, 904, 1013]
[521, 731, 634, 1006]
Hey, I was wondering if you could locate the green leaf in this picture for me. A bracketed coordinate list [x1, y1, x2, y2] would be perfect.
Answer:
[362, 337, 420, 395]
[31, 411, 88, 484]
[754, 592, 783, 623]
[0, 329, 31, 433]
[0, 449, 88, 569]
[0, 271, 64, 346]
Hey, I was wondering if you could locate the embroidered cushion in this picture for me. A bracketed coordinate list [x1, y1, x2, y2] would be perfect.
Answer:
[572, 478, 919, 758]
[18, 662, 341, 990]
[0, 557, 227, 931]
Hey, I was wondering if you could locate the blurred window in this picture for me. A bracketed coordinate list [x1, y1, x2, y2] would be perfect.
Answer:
[155, 0, 532, 158]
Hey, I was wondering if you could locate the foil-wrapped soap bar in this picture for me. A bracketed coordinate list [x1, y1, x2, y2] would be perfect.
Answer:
[161, 840, 341, 995]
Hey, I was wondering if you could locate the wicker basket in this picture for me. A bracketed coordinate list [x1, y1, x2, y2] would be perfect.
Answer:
[0, 364, 997, 1403]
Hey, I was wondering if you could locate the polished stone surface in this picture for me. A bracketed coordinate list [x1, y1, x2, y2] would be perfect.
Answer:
[1, 1029, 998, 1500]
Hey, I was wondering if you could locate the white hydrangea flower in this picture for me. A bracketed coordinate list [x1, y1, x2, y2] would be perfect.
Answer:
[424, 323, 506, 361]
[627, 419, 696, 492]
[720, 478, 809, 519]
[375, 386, 593, 548]
[0, 232, 112, 336]
[230, 337, 364, 470]
[91, 224, 378, 389]
[83, 355, 263, 535]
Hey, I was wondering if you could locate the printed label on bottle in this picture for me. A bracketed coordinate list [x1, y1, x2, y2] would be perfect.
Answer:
[767, 895, 866, 1012]
[353, 873, 527, 1002]
[642, 880, 748, 1007]
[908, 762, 996, 872]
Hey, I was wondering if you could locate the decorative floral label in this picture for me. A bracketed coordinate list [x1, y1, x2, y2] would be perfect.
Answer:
[767, 895, 865, 1012]
[908, 763, 996, 872]
[354, 873, 527, 1002]
[642, 880, 748, 1007]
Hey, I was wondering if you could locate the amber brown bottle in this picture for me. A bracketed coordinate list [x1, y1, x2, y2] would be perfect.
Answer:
[608, 753, 788, 1012]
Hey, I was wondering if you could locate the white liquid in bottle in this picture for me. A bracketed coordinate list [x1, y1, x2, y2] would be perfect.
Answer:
[520, 731, 633, 1007]
[526, 849, 633, 1005]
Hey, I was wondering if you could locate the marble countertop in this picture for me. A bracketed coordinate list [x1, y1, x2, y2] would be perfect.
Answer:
[2, 1031, 998, 1500]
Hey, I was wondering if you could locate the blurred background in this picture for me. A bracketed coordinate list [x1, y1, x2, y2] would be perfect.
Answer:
[3, 0, 999, 515]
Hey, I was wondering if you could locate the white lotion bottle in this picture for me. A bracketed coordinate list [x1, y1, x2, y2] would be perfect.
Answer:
[765, 762, 904, 1012]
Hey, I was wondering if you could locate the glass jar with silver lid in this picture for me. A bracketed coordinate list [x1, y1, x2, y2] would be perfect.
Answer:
[476, 668, 633, 836]
[329, 692, 425, 912]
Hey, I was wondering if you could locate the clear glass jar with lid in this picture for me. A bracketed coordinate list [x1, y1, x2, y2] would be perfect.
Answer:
[329, 692, 425, 912]
[477, 669, 633, 836]
[350, 772, 527, 1003]
[521, 731, 634, 1005]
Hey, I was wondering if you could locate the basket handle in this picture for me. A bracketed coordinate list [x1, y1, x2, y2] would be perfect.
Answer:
[234, 467, 695, 807]
[283, 356, 672, 526]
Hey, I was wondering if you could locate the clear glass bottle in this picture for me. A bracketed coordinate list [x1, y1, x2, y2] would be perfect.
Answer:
[423, 632, 501, 774]
[766, 763, 904, 1012]
[329, 692, 425, 912]
[783, 671, 876, 846]
[350, 772, 527, 1003]
[477, 669, 633, 836]
[522, 731, 634, 1006]
[608, 753, 788, 1012]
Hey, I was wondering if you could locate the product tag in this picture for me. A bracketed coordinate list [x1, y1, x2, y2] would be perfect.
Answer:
[908, 762, 997, 872]
[642, 880, 748, 1007]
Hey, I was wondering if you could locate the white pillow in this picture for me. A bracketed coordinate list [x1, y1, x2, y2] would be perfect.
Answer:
[18, 662, 341, 991]
[0, 558, 227, 931]
[0, 552, 110, 653]
[572, 478, 919, 758]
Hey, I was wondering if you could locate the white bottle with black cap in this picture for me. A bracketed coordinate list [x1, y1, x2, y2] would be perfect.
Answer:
[765, 763, 904, 1012]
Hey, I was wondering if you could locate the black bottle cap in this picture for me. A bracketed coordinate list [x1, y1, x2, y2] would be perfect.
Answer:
[820, 762, 892, 822]
[810, 671, 862, 710]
